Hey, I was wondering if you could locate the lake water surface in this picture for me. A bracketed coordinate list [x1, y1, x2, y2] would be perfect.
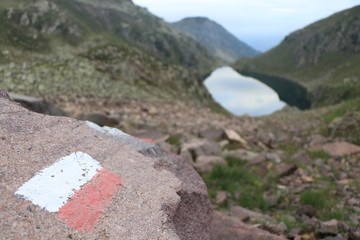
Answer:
[204, 67, 286, 116]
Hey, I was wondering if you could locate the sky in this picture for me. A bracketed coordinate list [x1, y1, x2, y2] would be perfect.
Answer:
[132, 0, 359, 51]
[204, 67, 286, 116]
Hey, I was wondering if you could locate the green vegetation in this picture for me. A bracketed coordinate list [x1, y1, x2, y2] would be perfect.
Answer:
[300, 187, 349, 222]
[203, 156, 270, 211]
[309, 150, 330, 160]
[0, 0, 220, 106]
[234, 6, 360, 107]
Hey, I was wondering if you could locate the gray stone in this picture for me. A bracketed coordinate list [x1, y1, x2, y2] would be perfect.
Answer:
[193, 156, 227, 173]
[273, 163, 298, 178]
[266, 153, 282, 163]
[215, 191, 228, 205]
[224, 149, 259, 161]
[224, 129, 247, 144]
[212, 211, 287, 240]
[229, 206, 276, 224]
[198, 128, 225, 141]
[181, 139, 222, 161]
[320, 219, 339, 235]
[261, 222, 287, 234]
[292, 150, 312, 165]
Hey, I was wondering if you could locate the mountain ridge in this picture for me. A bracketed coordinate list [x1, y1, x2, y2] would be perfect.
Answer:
[234, 5, 360, 107]
[172, 17, 259, 64]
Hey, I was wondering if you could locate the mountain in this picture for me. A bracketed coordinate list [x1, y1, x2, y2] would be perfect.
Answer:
[235, 6, 360, 107]
[172, 17, 259, 64]
[0, 0, 219, 105]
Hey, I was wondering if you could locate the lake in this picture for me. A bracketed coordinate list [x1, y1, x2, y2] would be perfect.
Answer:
[204, 66, 286, 116]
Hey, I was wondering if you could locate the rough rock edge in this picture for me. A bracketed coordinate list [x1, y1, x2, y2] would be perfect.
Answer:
[0, 89, 15, 102]
[0, 89, 212, 240]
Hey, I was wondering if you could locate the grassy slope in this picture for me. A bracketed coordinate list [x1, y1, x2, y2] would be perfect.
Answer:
[0, 0, 221, 107]
[235, 6, 360, 107]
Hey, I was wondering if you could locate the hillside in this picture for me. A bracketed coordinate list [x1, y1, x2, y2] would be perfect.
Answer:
[0, 0, 219, 104]
[172, 17, 259, 64]
[235, 6, 360, 107]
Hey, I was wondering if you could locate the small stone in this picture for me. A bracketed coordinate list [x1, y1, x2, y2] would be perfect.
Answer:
[287, 228, 301, 239]
[198, 128, 225, 141]
[193, 156, 227, 173]
[215, 191, 228, 205]
[273, 163, 298, 178]
[322, 236, 346, 240]
[224, 149, 259, 161]
[261, 222, 287, 234]
[266, 153, 282, 163]
[297, 205, 318, 217]
[224, 129, 247, 144]
[320, 219, 339, 235]
[219, 140, 229, 149]
[292, 151, 312, 165]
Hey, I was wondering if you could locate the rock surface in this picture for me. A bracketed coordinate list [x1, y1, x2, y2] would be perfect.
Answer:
[212, 211, 287, 240]
[0, 90, 212, 240]
[322, 142, 360, 158]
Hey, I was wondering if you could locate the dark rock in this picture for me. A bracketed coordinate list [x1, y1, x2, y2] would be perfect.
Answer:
[349, 231, 360, 240]
[273, 163, 298, 178]
[9, 93, 66, 116]
[297, 205, 319, 217]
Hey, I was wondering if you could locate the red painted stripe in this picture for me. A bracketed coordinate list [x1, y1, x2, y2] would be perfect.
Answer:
[57, 169, 122, 232]
[134, 136, 155, 144]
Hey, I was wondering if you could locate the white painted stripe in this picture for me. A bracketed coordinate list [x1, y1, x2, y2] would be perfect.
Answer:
[86, 121, 130, 138]
[16, 152, 102, 212]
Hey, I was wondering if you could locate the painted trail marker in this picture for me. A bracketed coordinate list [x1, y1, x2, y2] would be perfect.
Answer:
[16, 152, 122, 232]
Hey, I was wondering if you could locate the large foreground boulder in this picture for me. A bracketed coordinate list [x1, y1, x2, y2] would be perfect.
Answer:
[0, 90, 212, 239]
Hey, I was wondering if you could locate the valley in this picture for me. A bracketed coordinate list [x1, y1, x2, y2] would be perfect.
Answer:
[0, 1, 359, 240]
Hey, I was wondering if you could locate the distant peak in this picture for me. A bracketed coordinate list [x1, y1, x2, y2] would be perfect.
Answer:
[180, 17, 211, 22]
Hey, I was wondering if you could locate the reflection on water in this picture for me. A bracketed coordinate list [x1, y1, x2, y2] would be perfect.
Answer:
[204, 66, 286, 116]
